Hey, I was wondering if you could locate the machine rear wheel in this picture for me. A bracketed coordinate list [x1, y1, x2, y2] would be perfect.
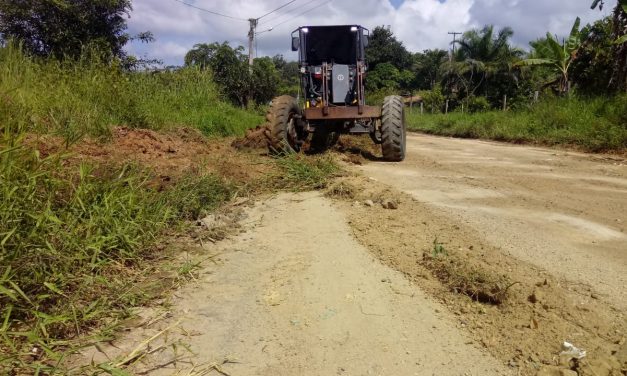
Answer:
[267, 95, 305, 154]
[381, 95, 406, 162]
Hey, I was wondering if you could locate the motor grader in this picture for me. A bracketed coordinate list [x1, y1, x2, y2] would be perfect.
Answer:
[266, 25, 406, 161]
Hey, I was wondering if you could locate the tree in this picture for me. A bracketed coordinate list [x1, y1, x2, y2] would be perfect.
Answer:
[571, 16, 615, 93]
[365, 26, 412, 71]
[184, 43, 216, 70]
[251, 57, 280, 104]
[185, 42, 250, 106]
[0, 0, 131, 60]
[184, 42, 279, 106]
[591, 0, 626, 91]
[367, 62, 401, 90]
[442, 25, 523, 106]
[518, 18, 583, 94]
[272, 54, 300, 96]
[413, 49, 448, 90]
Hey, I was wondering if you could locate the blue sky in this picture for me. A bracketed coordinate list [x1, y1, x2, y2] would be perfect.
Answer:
[126, 0, 610, 66]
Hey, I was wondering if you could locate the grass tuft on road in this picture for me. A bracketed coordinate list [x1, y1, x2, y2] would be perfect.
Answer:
[274, 154, 341, 191]
[406, 96, 627, 152]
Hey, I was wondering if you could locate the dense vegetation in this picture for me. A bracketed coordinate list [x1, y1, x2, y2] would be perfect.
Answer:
[0, 45, 261, 140]
[361, 1, 626, 151]
[406, 95, 627, 151]
[184, 42, 298, 106]
[0, 33, 338, 376]
[0, 136, 235, 370]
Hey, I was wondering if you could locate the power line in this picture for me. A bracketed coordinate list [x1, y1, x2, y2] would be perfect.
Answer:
[257, 0, 300, 20]
[258, 0, 318, 26]
[268, 0, 333, 30]
[172, 0, 247, 21]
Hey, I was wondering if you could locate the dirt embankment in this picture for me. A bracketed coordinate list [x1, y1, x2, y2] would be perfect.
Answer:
[27, 126, 272, 186]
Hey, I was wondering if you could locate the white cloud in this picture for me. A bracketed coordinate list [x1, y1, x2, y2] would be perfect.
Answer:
[126, 0, 610, 65]
[394, 0, 474, 52]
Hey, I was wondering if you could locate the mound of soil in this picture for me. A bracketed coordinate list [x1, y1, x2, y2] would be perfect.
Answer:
[27, 126, 271, 186]
[231, 125, 270, 150]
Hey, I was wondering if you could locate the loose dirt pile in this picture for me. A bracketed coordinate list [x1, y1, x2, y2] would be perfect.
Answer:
[27, 126, 271, 186]
[326, 175, 627, 376]
[231, 125, 271, 150]
[231, 127, 382, 165]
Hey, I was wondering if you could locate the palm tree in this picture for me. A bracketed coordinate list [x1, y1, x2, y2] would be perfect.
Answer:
[517, 18, 583, 94]
[441, 25, 523, 103]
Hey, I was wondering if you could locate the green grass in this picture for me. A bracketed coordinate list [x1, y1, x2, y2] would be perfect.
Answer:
[0, 44, 262, 140]
[0, 127, 236, 373]
[274, 154, 340, 190]
[0, 140, 340, 373]
[406, 95, 627, 152]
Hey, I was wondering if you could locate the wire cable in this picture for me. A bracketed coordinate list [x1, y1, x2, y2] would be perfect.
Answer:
[258, 0, 319, 26]
[269, 0, 333, 29]
[256, 0, 300, 20]
[172, 0, 247, 21]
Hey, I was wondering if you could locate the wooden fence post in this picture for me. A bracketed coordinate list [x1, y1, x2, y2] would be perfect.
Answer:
[420, 102, 424, 114]
[445, 100, 449, 114]
[503, 95, 507, 111]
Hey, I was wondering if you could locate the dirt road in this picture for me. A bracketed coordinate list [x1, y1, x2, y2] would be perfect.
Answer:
[74, 134, 626, 375]
[360, 134, 627, 310]
[81, 192, 510, 375]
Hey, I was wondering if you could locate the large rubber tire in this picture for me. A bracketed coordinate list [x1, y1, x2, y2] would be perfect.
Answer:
[381, 95, 406, 161]
[267, 95, 304, 154]
[310, 128, 339, 154]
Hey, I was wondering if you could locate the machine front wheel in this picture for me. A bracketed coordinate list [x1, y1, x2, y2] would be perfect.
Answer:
[380, 95, 406, 162]
[266, 96, 306, 154]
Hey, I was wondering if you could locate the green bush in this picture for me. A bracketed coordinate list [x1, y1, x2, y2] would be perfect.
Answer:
[406, 95, 627, 152]
[418, 86, 445, 113]
[465, 96, 491, 113]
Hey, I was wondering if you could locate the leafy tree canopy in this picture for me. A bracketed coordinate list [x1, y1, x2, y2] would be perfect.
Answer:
[366, 26, 412, 71]
[413, 49, 448, 90]
[185, 42, 280, 106]
[519, 18, 583, 93]
[0, 0, 132, 60]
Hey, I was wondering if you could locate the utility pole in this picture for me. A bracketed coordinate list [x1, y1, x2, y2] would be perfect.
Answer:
[448, 31, 461, 61]
[248, 18, 258, 73]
